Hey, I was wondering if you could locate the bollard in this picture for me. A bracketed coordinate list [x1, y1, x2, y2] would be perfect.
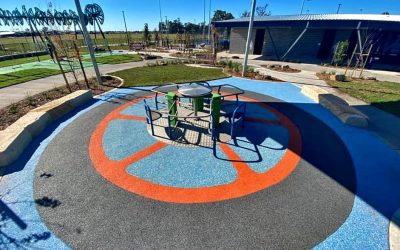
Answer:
[211, 94, 221, 128]
[166, 92, 178, 127]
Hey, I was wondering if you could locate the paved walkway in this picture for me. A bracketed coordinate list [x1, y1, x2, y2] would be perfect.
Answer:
[0, 60, 150, 109]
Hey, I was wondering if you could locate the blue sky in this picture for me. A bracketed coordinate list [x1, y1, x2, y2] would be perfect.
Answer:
[1, 0, 400, 31]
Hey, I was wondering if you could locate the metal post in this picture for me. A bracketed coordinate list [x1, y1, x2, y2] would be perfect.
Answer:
[74, 0, 102, 85]
[336, 3, 342, 14]
[300, 0, 306, 14]
[207, 0, 212, 43]
[300, 0, 311, 14]
[281, 22, 309, 60]
[158, 0, 163, 44]
[202, 0, 206, 42]
[242, 0, 256, 77]
[122, 11, 130, 47]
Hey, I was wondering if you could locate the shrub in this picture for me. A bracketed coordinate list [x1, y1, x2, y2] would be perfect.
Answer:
[333, 40, 349, 66]
[227, 60, 233, 69]
[9, 104, 18, 114]
[233, 62, 241, 73]
[26, 94, 35, 106]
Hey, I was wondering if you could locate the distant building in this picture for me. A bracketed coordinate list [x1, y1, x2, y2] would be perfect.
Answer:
[213, 14, 400, 71]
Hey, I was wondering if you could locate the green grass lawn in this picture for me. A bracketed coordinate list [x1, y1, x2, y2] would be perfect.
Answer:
[113, 64, 227, 87]
[326, 79, 400, 117]
[87, 54, 142, 64]
[0, 55, 52, 68]
[0, 68, 61, 88]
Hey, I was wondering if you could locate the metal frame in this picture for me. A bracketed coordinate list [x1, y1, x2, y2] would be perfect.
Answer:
[281, 21, 310, 60]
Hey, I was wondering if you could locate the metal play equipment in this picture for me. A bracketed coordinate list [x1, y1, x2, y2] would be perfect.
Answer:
[0, 3, 110, 55]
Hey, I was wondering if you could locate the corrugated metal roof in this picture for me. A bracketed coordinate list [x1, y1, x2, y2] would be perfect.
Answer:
[215, 14, 400, 23]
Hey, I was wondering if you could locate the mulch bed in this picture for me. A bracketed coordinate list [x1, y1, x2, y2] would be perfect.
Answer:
[0, 77, 121, 130]
[225, 69, 282, 82]
[262, 64, 301, 73]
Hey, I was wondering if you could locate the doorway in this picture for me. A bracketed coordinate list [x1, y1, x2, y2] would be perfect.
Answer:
[253, 29, 265, 55]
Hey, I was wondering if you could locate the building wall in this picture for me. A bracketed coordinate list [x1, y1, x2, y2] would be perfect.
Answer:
[262, 27, 354, 63]
[229, 27, 256, 54]
[228, 25, 400, 70]
[263, 27, 303, 59]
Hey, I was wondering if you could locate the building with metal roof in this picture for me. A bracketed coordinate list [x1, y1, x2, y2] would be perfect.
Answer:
[213, 14, 400, 70]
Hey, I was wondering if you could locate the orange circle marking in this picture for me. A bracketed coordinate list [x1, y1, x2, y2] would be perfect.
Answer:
[89, 94, 302, 203]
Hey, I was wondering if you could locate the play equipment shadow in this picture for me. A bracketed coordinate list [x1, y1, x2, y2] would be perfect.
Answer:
[266, 99, 400, 226]
[0, 195, 51, 248]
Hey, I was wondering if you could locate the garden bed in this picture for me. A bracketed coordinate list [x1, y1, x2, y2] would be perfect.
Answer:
[0, 77, 121, 130]
[262, 64, 301, 73]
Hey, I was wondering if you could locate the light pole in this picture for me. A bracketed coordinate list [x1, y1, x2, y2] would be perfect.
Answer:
[242, 0, 256, 77]
[336, 3, 342, 14]
[74, 0, 102, 85]
[300, 0, 311, 15]
[202, 0, 206, 42]
[207, 0, 212, 43]
[122, 11, 130, 47]
[158, 0, 163, 36]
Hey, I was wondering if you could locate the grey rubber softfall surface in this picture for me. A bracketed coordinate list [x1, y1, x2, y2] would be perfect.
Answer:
[34, 90, 356, 249]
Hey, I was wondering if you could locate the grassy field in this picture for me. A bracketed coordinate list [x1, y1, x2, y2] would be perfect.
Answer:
[86, 54, 142, 64]
[113, 64, 227, 87]
[0, 32, 202, 45]
[326, 78, 400, 117]
[0, 68, 61, 88]
[0, 55, 52, 68]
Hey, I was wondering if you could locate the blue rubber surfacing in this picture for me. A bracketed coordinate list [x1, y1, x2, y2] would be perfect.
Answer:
[0, 78, 398, 248]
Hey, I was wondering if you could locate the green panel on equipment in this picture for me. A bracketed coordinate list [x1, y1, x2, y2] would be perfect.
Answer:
[167, 92, 178, 126]
[192, 98, 204, 112]
[211, 94, 221, 128]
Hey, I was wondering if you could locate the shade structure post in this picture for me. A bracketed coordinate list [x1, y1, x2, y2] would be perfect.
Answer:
[242, 0, 256, 77]
[74, 0, 103, 85]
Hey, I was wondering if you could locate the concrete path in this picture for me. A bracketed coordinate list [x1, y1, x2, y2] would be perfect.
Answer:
[0, 60, 150, 109]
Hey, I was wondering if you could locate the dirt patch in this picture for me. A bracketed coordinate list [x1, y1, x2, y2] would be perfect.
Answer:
[0, 77, 121, 130]
[262, 64, 301, 73]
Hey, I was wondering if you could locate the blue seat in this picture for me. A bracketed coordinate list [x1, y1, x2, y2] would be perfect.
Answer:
[143, 99, 163, 136]
[151, 84, 179, 110]
[225, 103, 247, 140]
[212, 84, 244, 106]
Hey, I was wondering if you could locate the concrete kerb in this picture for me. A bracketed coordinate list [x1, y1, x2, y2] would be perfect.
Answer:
[0, 90, 93, 167]
[102, 75, 125, 88]
[301, 85, 369, 128]
[390, 209, 400, 250]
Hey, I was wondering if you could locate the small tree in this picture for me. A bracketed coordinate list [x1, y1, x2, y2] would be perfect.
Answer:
[241, 10, 250, 18]
[154, 31, 160, 46]
[332, 40, 349, 66]
[212, 10, 234, 21]
[256, 3, 271, 16]
[143, 23, 150, 46]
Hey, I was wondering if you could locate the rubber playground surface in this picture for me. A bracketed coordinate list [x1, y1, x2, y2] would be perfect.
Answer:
[0, 77, 399, 249]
